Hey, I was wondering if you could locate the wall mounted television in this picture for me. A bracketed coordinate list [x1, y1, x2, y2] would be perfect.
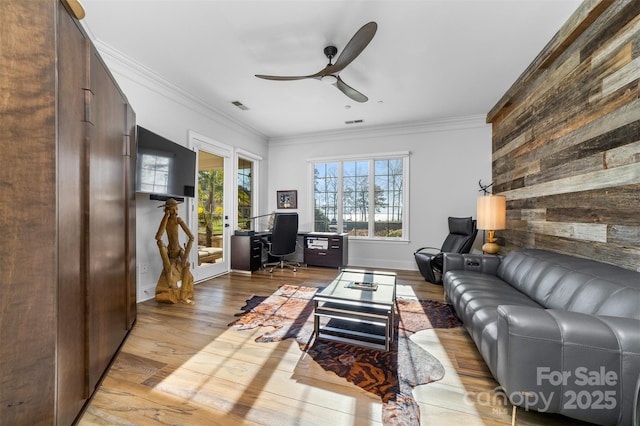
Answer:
[135, 126, 196, 201]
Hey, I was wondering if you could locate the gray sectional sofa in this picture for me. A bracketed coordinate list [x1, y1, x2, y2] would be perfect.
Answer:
[442, 248, 640, 425]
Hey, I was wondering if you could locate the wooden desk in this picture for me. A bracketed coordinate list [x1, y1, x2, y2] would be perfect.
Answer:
[231, 232, 309, 272]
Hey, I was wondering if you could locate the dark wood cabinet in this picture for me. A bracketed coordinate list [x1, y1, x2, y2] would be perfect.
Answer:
[0, 2, 136, 424]
[304, 233, 348, 268]
[231, 234, 265, 272]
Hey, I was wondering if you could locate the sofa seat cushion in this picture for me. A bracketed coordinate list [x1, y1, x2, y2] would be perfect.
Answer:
[445, 270, 542, 375]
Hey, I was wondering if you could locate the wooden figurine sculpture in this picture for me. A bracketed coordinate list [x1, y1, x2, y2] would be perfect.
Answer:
[154, 198, 195, 304]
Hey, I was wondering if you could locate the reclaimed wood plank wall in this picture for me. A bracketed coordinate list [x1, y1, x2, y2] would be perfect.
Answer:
[486, 0, 640, 271]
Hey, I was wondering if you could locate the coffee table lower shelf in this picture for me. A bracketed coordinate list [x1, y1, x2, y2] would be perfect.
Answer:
[314, 301, 394, 351]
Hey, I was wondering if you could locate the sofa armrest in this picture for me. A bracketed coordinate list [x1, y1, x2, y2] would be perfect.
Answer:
[442, 253, 501, 276]
[496, 305, 640, 425]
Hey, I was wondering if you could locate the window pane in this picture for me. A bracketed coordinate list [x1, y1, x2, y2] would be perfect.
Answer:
[237, 157, 253, 230]
[356, 160, 368, 176]
[343, 161, 368, 237]
[373, 159, 403, 237]
[314, 162, 338, 232]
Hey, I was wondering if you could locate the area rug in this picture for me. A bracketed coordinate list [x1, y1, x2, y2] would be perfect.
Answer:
[228, 284, 461, 425]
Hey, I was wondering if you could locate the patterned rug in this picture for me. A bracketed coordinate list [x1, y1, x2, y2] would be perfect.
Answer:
[228, 284, 461, 425]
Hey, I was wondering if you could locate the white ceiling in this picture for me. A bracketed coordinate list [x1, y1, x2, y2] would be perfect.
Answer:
[81, 0, 583, 139]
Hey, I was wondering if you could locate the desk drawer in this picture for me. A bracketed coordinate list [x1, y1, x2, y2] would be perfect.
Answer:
[305, 249, 343, 268]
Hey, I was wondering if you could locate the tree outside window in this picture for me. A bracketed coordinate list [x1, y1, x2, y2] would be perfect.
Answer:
[237, 158, 253, 230]
[313, 155, 406, 239]
[198, 169, 223, 247]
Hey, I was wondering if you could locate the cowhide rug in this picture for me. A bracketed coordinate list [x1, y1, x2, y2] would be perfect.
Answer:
[228, 284, 461, 425]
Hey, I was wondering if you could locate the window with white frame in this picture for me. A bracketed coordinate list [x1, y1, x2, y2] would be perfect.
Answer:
[237, 157, 253, 229]
[311, 153, 408, 239]
[235, 149, 262, 231]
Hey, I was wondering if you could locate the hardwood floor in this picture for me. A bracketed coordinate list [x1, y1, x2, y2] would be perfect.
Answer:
[78, 267, 581, 425]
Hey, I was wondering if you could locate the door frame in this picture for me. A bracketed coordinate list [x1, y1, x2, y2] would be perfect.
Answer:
[188, 131, 233, 282]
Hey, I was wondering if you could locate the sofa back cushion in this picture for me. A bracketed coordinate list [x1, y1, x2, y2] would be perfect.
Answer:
[497, 249, 640, 319]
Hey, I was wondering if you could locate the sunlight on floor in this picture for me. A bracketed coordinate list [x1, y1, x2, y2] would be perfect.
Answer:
[154, 327, 267, 411]
[154, 318, 383, 424]
[396, 283, 421, 300]
[397, 283, 501, 424]
[410, 329, 494, 424]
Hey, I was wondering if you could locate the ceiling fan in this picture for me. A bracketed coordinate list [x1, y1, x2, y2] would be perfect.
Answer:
[255, 21, 377, 103]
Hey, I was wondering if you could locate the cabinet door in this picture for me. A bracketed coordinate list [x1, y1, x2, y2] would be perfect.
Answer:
[86, 45, 129, 391]
[125, 104, 137, 330]
[56, 3, 90, 423]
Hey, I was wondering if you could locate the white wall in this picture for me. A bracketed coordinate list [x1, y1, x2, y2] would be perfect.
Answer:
[95, 43, 269, 301]
[268, 117, 493, 270]
[94, 41, 492, 298]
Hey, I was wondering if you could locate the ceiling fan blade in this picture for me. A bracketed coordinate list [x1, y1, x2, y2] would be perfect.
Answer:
[255, 74, 314, 81]
[335, 76, 368, 103]
[329, 21, 377, 74]
[255, 64, 330, 81]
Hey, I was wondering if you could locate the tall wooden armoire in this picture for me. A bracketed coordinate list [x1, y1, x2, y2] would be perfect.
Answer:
[0, 1, 137, 424]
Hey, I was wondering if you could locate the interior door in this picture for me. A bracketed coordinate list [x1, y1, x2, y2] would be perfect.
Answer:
[189, 133, 233, 281]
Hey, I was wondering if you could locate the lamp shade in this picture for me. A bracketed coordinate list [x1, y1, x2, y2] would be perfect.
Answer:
[477, 194, 506, 230]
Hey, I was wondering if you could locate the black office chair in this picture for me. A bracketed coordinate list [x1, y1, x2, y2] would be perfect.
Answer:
[414, 216, 478, 284]
[262, 212, 300, 273]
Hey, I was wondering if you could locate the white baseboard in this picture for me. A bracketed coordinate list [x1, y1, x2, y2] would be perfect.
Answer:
[138, 284, 156, 303]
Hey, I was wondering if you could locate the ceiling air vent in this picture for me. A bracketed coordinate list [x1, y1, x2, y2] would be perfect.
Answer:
[345, 119, 364, 125]
[231, 100, 249, 111]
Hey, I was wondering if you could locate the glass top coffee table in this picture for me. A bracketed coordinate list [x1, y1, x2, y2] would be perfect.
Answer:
[313, 269, 397, 351]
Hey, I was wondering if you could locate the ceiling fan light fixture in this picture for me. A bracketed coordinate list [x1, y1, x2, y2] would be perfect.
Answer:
[321, 75, 338, 85]
[324, 46, 338, 61]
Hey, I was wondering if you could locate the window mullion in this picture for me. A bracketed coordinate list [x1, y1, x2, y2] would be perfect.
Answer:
[337, 162, 343, 233]
[402, 155, 409, 239]
[368, 159, 375, 238]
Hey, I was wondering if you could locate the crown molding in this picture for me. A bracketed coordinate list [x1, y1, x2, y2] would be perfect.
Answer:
[268, 114, 489, 147]
[90, 39, 268, 143]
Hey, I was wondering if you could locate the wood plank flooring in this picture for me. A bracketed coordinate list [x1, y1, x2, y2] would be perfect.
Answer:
[78, 267, 584, 425]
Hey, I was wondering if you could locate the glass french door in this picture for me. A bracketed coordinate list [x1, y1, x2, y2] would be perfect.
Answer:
[189, 133, 233, 282]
